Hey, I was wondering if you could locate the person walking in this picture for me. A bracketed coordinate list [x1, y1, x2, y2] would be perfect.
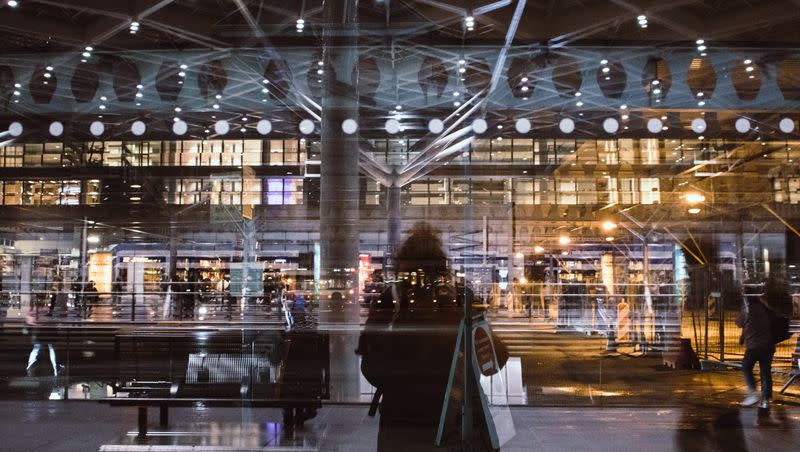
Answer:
[737, 293, 776, 408]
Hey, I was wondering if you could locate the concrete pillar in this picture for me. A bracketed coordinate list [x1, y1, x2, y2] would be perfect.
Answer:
[318, 0, 361, 402]
[386, 185, 401, 278]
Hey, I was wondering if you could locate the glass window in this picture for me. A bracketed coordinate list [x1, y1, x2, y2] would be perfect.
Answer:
[269, 140, 284, 166]
[641, 138, 659, 164]
[265, 178, 303, 205]
[59, 180, 80, 205]
[84, 179, 100, 205]
[365, 180, 383, 205]
[640, 177, 660, 204]
[513, 138, 534, 163]
[3, 181, 21, 205]
[23, 144, 42, 166]
[243, 140, 262, 166]
[105, 141, 123, 167]
[491, 139, 512, 162]
[513, 179, 534, 204]
[472, 139, 491, 161]
[3, 145, 22, 167]
[182, 140, 202, 166]
[558, 178, 577, 205]
[284, 140, 298, 165]
[43, 143, 62, 166]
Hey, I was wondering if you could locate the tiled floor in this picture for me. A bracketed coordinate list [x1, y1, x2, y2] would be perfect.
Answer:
[1, 400, 799, 451]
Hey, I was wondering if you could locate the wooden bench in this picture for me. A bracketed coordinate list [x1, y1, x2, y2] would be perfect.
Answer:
[100, 396, 322, 438]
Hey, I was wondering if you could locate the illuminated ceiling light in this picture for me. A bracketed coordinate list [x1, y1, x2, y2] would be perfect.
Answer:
[559, 235, 571, 245]
[453, 91, 460, 97]
[261, 88, 269, 93]
[172, 120, 187, 135]
[533, 245, 545, 254]
[697, 45, 706, 51]
[620, 104, 627, 110]
[173, 116, 180, 122]
[296, 18, 305, 31]
[87, 235, 100, 244]
[652, 88, 661, 95]
[43, 72, 51, 78]
[575, 101, 583, 107]
[515, 118, 531, 134]
[178, 71, 186, 77]
[453, 101, 461, 107]
[342, 118, 358, 135]
[212, 104, 220, 109]
[45, 65, 53, 71]
[131, 120, 146, 136]
[660, 115, 667, 120]
[316, 69, 323, 75]
[559, 118, 575, 134]
[299, 119, 315, 135]
[135, 92, 143, 98]
[733, 117, 751, 134]
[602, 220, 617, 231]
[691, 118, 707, 134]
[48, 121, 63, 137]
[428, 118, 444, 134]
[214, 119, 230, 135]
[256, 119, 272, 135]
[688, 208, 701, 214]
[98, 105, 106, 110]
[685, 192, 705, 204]
[646, 118, 663, 133]
[621, 114, 629, 120]
[697, 101, 706, 106]
[82, 51, 91, 58]
[471, 118, 488, 134]
[651, 80, 660, 85]
[605, 236, 615, 242]
[7, 0, 19, 7]
[90, 121, 104, 136]
[696, 92, 704, 97]
[600, 59, 608, 65]
[13, 90, 20, 96]
[602, 117, 619, 134]
[8, 121, 23, 137]
[602, 66, 610, 73]
[385, 119, 400, 134]
[779, 117, 796, 133]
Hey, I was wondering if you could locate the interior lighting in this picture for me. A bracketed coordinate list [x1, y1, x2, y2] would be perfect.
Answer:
[465, 15, 475, 31]
[7, 0, 19, 7]
[688, 208, 701, 214]
[637, 15, 648, 28]
[87, 235, 100, 244]
[602, 221, 617, 231]
[533, 245, 544, 254]
[558, 235, 571, 245]
[685, 192, 705, 204]
[129, 21, 139, 34]
[296, 18, 305, 32]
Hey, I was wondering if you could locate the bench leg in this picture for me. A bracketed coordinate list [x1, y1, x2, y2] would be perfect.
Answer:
[160, 405, 169, 428]
[780, 374, 799, 394]
[137, 407, 148, 438]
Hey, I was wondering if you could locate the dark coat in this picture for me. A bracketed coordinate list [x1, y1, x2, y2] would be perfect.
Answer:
[737, 299, 773, 350]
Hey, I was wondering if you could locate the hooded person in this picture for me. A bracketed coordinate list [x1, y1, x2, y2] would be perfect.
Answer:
[356, 222, 506, 451]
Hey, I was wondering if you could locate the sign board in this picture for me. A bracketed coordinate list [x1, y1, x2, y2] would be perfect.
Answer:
[473, 321, 499, 376]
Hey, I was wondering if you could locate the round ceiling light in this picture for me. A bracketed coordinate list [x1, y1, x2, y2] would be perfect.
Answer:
[602, 118, 619, 134]
[471, 118, 488, 134]
[8, 121, 23, 137]
[559, 118, 575, 134]
[691, 118, 707, 134]
[299, 119, 315, 135]
[646, 118, 663, 134]
[515, 118, 531, 134]
[428, 118, 444, 134]
[214, 120, 230, 135]
[49, 121, 64, 137]
[341, 118, 358, 135]
[779, 117, 795, 134]
[172, 120, 187, 135]
[385, 119, 400, 134]
[131, 120, 146, 136]
[90, 121, 104, 136]
[256, 119, 272, 135]
[735, 118, 751, 134]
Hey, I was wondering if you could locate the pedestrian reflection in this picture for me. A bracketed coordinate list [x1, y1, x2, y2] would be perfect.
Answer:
[357, 222, 506, 451]
[676, 405, 748, 452]
[24, 309, 59, 377]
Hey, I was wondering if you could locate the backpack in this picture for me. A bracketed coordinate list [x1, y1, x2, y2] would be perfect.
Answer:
[768, 309, 791, 344]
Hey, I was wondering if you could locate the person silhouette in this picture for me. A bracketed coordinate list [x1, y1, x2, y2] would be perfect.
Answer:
[357, 222, 507, 451]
